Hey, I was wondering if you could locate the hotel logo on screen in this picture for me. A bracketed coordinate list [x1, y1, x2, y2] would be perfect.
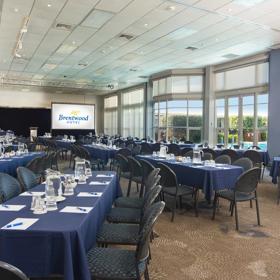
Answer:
[58, 110, 89, 125]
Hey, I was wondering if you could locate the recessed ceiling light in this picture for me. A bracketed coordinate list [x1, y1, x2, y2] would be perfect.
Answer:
[14, 8, 19, 12]
[227, 8, 233, 12]
[233, 0, 265, 7]
[15, 53, 21, 58]
[72, 41, 76, 45]
[144, 23, 149, 27]
[167, 6, 176, 11]
[47, 3, 52, 7]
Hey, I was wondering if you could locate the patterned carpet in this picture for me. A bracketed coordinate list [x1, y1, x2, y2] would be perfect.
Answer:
[138, 175, 280, 280]
[32, 161, 280, 280]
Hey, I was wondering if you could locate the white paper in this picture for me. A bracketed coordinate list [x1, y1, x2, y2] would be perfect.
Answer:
[60, 206, 92, 214]
[77, 192, 102, 197]
[20, 192, 45, 196]
[89, 181, 110, 185]
[96, 174, 114, 178]
[0, 205, 26, 211]
[2, 218, 39, 230]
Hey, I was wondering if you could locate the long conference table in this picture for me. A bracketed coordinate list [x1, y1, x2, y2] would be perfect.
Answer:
[0, 171, 121, 280]
[137, 155, 243, 201]
[0, 152, 45, 176]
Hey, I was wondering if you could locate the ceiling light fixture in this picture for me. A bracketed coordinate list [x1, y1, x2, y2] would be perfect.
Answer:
[13, 17, 30, 58]
[14, 8, 19, 12]
[233, 0, 266, 7]
[166, 6, 176, 11]
[47, 3, 52, 7]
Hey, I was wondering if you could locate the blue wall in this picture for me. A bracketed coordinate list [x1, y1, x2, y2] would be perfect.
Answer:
[268, 49, 280, 157]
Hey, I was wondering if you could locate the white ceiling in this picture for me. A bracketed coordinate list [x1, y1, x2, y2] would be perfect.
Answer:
[0, 0, 279, 93]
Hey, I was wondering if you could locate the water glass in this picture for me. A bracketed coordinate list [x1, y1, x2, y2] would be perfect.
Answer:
[45, 181, 58, 211]
[186, 157, 191, 163]
[33, 196, 47, 214]
[152, 151, 157, 157]
[85, 168, 92, 178]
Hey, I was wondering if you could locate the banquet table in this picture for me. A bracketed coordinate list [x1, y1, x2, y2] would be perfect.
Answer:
[0, 152, 45, 176]
[137, 155, 243, 201]
[56, 139, 74, 150]
[0, 171, 121, 280]
[83, 144, 118, 164]
[270, 157, 280, 184]
[215, 149, 270, 165]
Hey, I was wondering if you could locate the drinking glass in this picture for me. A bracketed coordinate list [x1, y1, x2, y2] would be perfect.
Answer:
[33, 197, 47, 214]
[45, 181, 58, 211]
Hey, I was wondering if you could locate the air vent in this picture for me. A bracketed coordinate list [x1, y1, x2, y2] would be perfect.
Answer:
[185, 46, 198, 51]
[119, 33, 134, 40]
[54, 22, 73, 31]
[78, 63, 88, 67]
[138, 75, 148, 79]
[222, 53, 240, 59]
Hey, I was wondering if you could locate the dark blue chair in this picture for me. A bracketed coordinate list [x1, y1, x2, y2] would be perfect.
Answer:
[0, 173, 21, 203]
[16, 167, 38, 192]
[0, 261, 28, 280]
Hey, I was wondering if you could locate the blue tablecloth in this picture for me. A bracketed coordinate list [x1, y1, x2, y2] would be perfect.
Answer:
[83, 144, 118, 164]
[137, 155, 243, 201]
[138, 142, 195, 150]
[56, 140, 74, 150]
[215, 149, 270, 165]
[270, 157, 280, 184]
[0, 152, 45, 176]
[0, 171, 121, 280]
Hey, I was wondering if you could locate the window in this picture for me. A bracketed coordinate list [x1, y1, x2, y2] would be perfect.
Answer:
[215, 62, 269, 91]
[122, 88, 144, 138]
[215, 93, 269, 149]
[152, 75, 203, 95]
[153, 99, 203, 143]
[104, 96, 118, 135]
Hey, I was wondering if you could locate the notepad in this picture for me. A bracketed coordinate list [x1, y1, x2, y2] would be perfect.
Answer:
[77, 192, 102, 197]
[2, 218, 39, 230]
[60, 206, 92, 214]
[0, 205, 25, 211]
[20, 192, 45, 196]
[96, 174, 114, 178]
[89, 181, 110, 185]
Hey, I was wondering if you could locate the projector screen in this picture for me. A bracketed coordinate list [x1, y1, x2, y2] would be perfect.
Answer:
[51, 103, 95, 130]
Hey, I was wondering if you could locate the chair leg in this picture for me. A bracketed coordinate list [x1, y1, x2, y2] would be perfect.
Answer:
[171, 196, 177, 222]
[194, 188, 199, 217]
[234, 201, 239, 231]
[139, 183, 145, 197]
[179, 196, 183, 209]
[127, 178, 132, 197]
[136, 183, 139, 192]
[278, 181, 280, 205]
[212, 193, 218, 220]
[255, 194, 261, 226]
[250, 200, 253, 208]
[230, 202, 234, 217]
[144, 266, 150, 280]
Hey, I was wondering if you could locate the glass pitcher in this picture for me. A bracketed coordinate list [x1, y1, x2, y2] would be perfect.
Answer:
[74, 158, 88, 184]
[0, 144, 4, 158]
[159, 145, 168, 157]
[45, 170, 62, 197]
[193, 149, 204, 164]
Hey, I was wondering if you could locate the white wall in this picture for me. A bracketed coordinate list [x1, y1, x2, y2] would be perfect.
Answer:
[0, 86, 104, 133]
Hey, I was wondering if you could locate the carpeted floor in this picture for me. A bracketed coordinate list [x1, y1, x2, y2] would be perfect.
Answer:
[33, 159, 280, 280]
[140, 174, 280, 280]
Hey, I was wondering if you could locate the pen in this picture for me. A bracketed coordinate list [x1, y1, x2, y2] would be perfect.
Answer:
[89, 192, 98, 195]
[6, 222, 23, 228]
[77, 207, 87, 212]
[1, 205, 9, 208]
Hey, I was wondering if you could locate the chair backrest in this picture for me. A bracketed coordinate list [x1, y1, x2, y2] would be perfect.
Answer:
[221, 149, 238, 162]
[152, 143, 160, 152]
[115, 154, 130, 173]
[157, 163, 178, 189]
[168, 144, 181, 156]
[116, 148, 132, 157]
[250, 145, 261, 150]
[140, 142, 153, 155]
[202, 148, 216, 159]
[181, 147, 193, 157]
[0, 173, 21, 203]
[127, 156, 142, 177]
[132, 145, 141, 156]
[182, 150, 193, 158]
[17, 167, 38, 192]
[144, 168, 161, 194]
[215, 154, 231, 164]
[203, 152, 213, 161]
[140, 159, 155, 184]
[243, 150, 262, 165]
[136, 201, 165, 263]
[235, 167, 260, 193]
[232, 157, 253, 172]
[142, 185, 162, 214]
[0, 261, 29, 280]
